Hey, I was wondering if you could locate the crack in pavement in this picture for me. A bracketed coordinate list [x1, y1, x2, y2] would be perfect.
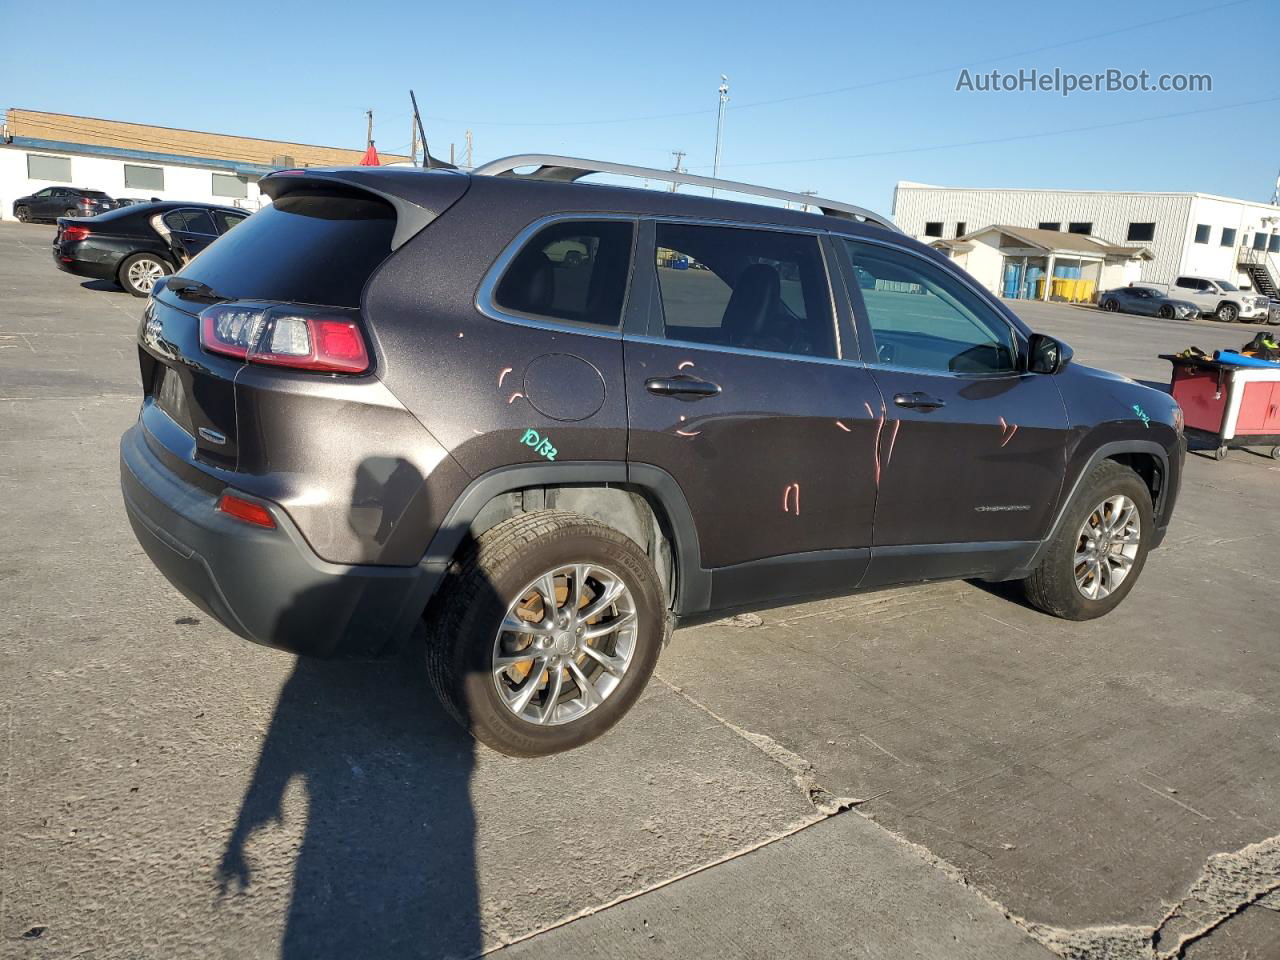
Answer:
[653, 674, 866, 816]
[651, 675, 1280, 960]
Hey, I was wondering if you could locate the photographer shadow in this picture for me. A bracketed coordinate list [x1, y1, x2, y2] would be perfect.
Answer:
[218, 457, 484, 959]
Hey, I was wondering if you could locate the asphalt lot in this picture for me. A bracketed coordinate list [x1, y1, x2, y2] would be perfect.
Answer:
[2, 219, 1278, 959]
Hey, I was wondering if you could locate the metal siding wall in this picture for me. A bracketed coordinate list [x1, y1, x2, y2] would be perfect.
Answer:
[894, 186, 1193, 285]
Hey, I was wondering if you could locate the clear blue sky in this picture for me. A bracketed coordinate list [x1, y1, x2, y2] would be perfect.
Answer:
[3, 0, 1278, 213]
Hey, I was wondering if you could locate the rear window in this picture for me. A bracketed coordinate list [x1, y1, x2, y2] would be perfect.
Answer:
[173, 189, 396, 308]
[81, 190, 110, 198]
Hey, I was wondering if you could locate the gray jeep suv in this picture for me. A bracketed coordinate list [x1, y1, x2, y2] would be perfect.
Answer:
[120, 156, 1185, 756]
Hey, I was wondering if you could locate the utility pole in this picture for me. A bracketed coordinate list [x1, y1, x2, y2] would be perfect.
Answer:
[1272, 167, 1280, 207]
[799, 189, 817, 213]
[669, 150, 686, 192]
[464, 130, 473, 169]
[366, 109, 374, 147]
[450, 143, 455, 166]
[711, 75, 729, 197]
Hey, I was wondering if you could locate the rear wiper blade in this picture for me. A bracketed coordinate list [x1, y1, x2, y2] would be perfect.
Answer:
[167, 277, 229, 304]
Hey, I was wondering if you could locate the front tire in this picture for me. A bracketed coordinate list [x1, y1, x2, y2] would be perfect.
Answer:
[1023, 461, 1153, 620]
[15, 205, 30, 223]
[1101, 299, 1119, 312]
[118, 253, 172, 297]
[1216, 302, 1239, 323]
[1157, 305, 1174, 319]
[425, 511, 666, 757]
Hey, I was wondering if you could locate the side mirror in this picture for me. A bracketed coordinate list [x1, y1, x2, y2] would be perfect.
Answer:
[1028, 333, 1073, 374]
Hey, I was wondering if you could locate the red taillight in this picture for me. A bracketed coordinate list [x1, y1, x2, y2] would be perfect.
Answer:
[63, 225, 90, 242]
[217, 493, 276, 528]
[199, 303, 370, 374]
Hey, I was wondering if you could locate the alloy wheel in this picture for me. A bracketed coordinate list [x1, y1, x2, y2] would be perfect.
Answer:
[492, 563, 638, 725]
[127, 259, 166, 293]
[1074, 495, 1141, 600]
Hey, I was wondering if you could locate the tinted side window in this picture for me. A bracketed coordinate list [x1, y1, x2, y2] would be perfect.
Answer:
[164, 209, 217, 235]
[213, 211, 247, 233]
[494, 220, 634, 329]
[654, 223, 836, 359]
[843, 239, 1016, 374]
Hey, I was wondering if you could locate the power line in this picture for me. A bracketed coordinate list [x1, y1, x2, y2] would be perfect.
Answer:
[695, 94, 1280, 170]
[421, 0, 1253, 128]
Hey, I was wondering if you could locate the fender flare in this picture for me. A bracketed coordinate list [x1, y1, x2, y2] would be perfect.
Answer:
[1022, 439, 1171, 574]
[416, 460, 710, 615]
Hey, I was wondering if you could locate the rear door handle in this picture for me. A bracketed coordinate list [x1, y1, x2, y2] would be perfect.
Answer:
[645, 375, 722, 400]
[893, 391, 946, 410]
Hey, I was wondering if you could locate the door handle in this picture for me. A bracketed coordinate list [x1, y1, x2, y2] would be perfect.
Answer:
[893, 391, 946, 410]
[645, 375, 722, 400]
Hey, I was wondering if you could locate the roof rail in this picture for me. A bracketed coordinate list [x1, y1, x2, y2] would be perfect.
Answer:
[471, 154, 898, 231]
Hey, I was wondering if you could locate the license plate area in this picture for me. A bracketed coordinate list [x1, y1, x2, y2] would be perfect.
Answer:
[154, 365, 193, 434]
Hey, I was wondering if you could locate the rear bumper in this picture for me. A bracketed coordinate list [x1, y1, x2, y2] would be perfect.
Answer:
[53, 248, 117, 281]
[120, 420, 436, 658]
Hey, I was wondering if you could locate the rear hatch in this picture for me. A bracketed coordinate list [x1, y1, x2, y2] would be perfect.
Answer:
[136, 171, 468, 472]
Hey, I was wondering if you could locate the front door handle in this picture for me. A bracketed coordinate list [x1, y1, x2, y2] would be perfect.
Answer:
[893, 391, 946, 410]
[645, 375, 722, 400]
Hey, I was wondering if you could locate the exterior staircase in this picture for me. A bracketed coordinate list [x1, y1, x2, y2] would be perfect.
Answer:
[1239, 247, 1278, 299]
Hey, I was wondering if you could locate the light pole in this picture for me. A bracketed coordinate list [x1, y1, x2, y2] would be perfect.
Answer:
[712, 75, 729, 197]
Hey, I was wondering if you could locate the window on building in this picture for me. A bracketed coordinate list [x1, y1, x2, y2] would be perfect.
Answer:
[27, 154, 72, 182]
[1221, 227, 1237, 247]
[923, 222, 943, 238]
[1193, 224, 1211, 244]
[1126, 222, 1156, 242]
[1270, 234, 1280, 254]
[1253, 232, 1269, 251]
[124, 164, 165, 191]
[653, 222, 836, 359]
[1068, 222, 1093, 235]
[954, 222, 967, 238]
[494, 219, 634, 329]
[843, 239, 1016, 374]
[211, 173, 249, 199]
[1037, 222, 1061, 231]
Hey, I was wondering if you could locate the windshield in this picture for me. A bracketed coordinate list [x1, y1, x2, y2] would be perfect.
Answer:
[1215, 280, 1238, 291]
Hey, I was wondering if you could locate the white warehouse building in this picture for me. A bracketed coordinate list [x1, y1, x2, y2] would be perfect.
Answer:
[893, 181, 1280, 303]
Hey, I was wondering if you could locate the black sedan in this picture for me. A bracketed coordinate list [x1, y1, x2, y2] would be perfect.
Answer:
[1098, 286, 1199, 320]
[53, 202, 250, 296]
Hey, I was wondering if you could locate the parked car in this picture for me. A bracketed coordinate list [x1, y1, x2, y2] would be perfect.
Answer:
[13, 187, 118, 221]
[53, 201, 249, 296]
[115, 197, 162, 208]
[120, 158, 1185, 757]
[1158, 275, 1270, 323]
[1098, 286, 1199, 320]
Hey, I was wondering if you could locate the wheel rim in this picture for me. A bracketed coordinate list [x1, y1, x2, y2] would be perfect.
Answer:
[1221, 306, 1237, 322]
[1074, 495, 1141, 600]
[127, 259, 166, 292]
[492, 563, 638, 726]
[1104, 301, 1117, 311]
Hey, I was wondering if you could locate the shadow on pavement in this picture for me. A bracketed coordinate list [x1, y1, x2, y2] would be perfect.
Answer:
[79, 279, 126, 294]
[218, 457, 485, 959]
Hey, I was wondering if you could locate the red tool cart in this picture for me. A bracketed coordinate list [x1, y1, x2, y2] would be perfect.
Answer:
[1162, 354, 1280, 461]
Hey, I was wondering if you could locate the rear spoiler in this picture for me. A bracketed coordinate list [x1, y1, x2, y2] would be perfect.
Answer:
[259, 167, 470, 250]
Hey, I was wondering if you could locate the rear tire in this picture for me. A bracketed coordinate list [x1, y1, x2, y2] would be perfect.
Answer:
[63, 207, 78, 218]
[425, 511, 666, 757]
[118, 253, 172, 297]
[1023, 461, 1153, 621]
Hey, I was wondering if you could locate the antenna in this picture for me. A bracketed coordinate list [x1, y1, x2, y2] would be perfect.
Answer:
[409, 90, 434, 170]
